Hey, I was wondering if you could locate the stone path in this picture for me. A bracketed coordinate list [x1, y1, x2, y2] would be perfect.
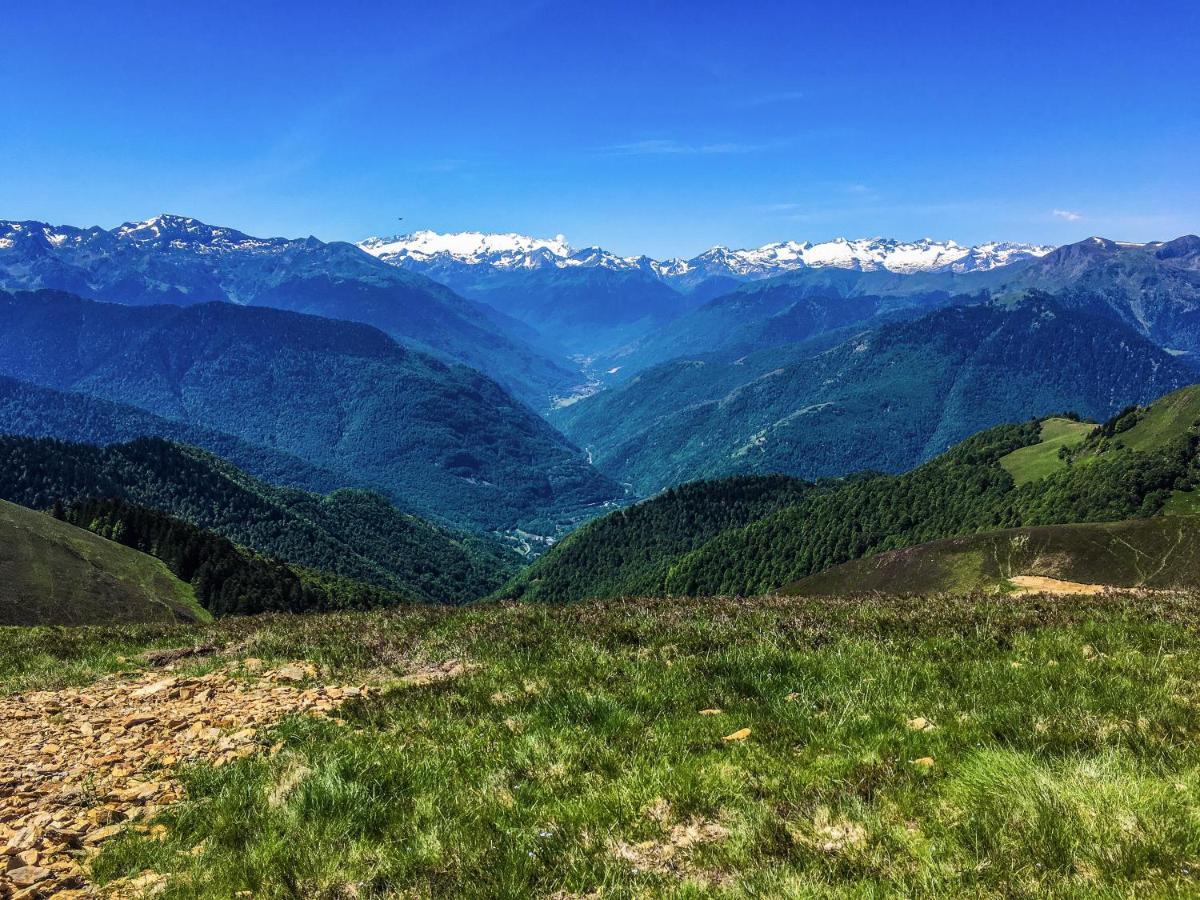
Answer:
[0, 658, 375, 898]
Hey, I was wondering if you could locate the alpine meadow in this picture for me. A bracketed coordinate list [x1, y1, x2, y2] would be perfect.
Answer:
[1, 2, 1198, 898]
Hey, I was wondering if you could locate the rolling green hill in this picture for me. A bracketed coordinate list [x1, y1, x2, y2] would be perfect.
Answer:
[507, 384, 1200, 603]
[0, 435, 518, 604]
[0, 499, 206, 626]
[787, 516, 1200, 596]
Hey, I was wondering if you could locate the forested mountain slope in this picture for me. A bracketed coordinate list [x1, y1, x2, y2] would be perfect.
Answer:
[555, 298, 1194, 494]
[500, 475, 811, 603]
[0, 290, 621, 535]
[0, 374, 348, 495]
[0, 436, 516, 604]
[507, 385, 1200, 602]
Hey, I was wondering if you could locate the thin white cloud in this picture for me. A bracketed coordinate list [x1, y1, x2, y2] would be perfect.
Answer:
[1053, 209, 1083, 221]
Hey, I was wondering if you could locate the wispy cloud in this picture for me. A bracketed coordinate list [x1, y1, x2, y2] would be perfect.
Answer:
[600, 138, 777, 157]
[1053, 208, 1083, 221]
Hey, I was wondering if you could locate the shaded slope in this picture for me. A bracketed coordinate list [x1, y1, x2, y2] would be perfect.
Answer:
[0, 374, 346, 495]
[0, 290, 620, 535]
[0, 436, 517, 604]
[0, 499, 205, 626]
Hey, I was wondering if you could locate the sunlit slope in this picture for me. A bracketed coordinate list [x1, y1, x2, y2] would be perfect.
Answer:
[998, 417, 1094, 485]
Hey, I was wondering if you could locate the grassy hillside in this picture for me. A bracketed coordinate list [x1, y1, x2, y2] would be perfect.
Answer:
[0, 435, 518, 604]
[998, 416, 1094, 484]
[788, 516, 1200, 597]
[1086, 384, 1200, 454]
[0, 499, 206, 626]
[6, 593, 1200, 896]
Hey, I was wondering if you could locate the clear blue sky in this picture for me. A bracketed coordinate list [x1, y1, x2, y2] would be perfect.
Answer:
[5, 0, 1198, 257]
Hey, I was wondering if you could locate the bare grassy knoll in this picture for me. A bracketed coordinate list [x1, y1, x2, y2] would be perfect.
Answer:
[4, 593, 1200, 898]
[0, 500, 205, 628]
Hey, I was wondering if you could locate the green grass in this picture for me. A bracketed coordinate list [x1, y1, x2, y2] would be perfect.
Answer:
[1107, 385, 1200, 453]
[999, 418, 1095, 485]
[1163, 490, 1200, 518]
[0, 499, 207, 626]
[9, 595, 1200, 897]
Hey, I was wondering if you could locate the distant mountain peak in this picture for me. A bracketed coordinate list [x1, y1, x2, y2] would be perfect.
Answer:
[360, 230, 573, 268]
[359, 230, 1056, 285]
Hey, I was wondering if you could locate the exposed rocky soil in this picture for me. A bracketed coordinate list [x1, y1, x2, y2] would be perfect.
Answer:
[0, 657, 380, 898]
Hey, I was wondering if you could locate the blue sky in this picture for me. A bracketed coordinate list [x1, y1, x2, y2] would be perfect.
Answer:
[5, 0, 1198, 257]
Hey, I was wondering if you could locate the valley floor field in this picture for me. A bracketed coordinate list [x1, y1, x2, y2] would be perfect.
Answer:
[4, 593, 1200, 898]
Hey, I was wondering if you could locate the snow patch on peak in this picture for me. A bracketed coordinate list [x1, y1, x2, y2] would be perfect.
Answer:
[361, 230, 573, 268]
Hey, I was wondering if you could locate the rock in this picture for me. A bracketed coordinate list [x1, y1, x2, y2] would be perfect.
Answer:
[912, 757, 935, 769]
[906, 717, 934, 732]
[131, 678, 178, 700]
[0, 658, 388, 895]
[83, 824, 124, 845]
[7, 865, 50, 886]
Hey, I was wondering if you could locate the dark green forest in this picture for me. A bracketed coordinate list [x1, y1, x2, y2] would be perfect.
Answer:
[0, 435, 517, 603]
[56, 497, 407, 616]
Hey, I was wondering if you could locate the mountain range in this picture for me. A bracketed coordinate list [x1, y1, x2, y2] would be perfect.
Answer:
[597, 235, 1200, 376]
[359, 231, 1055, 359]
[552, 296, 1195, 493]
[360, 230, 1053, 283]
[0, 216, 581, 407]
[0, 289, 622, 536]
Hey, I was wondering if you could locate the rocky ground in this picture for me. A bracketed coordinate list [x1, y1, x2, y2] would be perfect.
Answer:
[0, 653, 391, 898]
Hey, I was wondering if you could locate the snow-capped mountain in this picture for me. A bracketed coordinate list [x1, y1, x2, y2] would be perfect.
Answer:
[358, 230, 1055, 288]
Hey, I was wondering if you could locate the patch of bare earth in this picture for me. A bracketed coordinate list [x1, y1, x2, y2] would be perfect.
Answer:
[0, 659, 386, 898]
[1009, 575, 1111, 596]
